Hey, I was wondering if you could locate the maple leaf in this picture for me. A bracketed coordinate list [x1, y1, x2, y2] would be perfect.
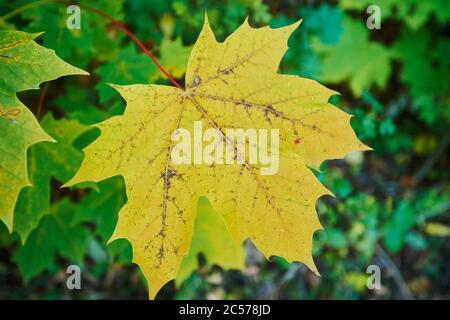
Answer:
[13, 114, 90, 242]
[392, 30, 450, 124]
[312, 17, 391, 96]
[66, 16, 369, 298]
[15, 198, 90, 282]
[21, 0, 125, 68]
[340, 0, 450, 30]
[96, 44, 158, 104]
[154, 36, 192, 80]
[0, 30, 88, 232]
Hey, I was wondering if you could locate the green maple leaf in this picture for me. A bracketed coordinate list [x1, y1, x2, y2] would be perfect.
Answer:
[0, 30, 88, 232]
[95, 44, 158, 103]
[97, 37, 192, 104]
[14, 176, 131, 282]
[53, 83, 125, 125]
[73, 177, 127, 242]
[312, 17, 391, 96]
[13, 114, 90, 242]
[392, 31, 450, 124]
[15, 198, 90, 282]
[21, 0, 125, 68]
[153, 37, 193, 80]
[340, 0, 450, 30]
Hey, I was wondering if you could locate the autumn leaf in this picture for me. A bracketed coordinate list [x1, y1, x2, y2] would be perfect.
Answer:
[0, 30, 88, 232]
[65, 16, 369, 298]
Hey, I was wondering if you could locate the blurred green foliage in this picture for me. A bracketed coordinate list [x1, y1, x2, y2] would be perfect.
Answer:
[0, 0, 449, 299]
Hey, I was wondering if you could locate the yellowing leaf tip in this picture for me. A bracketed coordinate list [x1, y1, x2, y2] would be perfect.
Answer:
[61, 179, 75, 189]
[243, 15, 250, 26]
[107, 83, 120, 89]
[31, 31, 45, 39]
[285, 19, 302, 32]
[200, 13, 215, 40]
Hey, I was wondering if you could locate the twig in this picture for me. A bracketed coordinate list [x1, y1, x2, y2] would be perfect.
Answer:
[0, 0, 182, 89]
[414, 132, 450, 184]
[375, 244, 414, 300]
[0, 0, 49, 22]
[36, 82, 49, 120]
[79, 4, 182, 89]
[419, 200, 450, 221]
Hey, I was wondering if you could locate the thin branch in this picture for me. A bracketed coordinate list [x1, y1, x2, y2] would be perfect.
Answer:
[375, 244, 414, 300]
[79, 4, 182, 89]
[36, 82, 49, 120]
[0, 0, 49, 22]
[419, 200, 450, 221]
[0, 0, 183, 90]
[414, 132, 450, 184]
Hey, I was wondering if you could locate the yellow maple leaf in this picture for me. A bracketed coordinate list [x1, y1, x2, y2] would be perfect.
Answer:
[65, 16, 370, 298]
